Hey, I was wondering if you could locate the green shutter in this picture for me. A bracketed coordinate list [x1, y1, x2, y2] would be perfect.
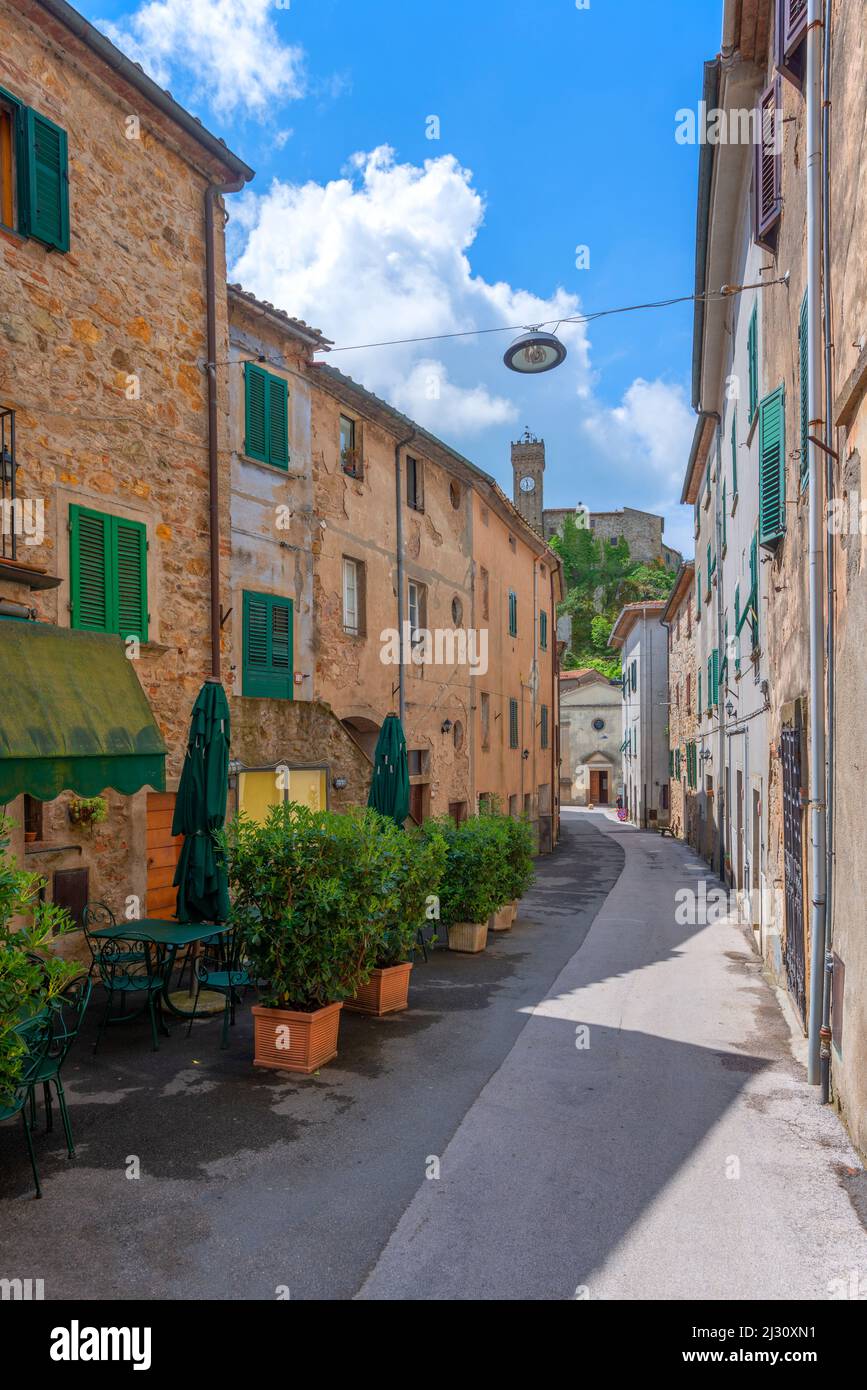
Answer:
[698, 670, 702, 720]
[244, 364, 268, 463]
[722, 480, 727, 549]
[759, 385, 786, 545]
[730, 408, 738, 496]
[70, 506, 147, 640]
[508, 590, 517, 637]
[242, 591, 294, 698]
[706, 543, 712, 601]
[734, 585, 742, 671]
[268, 373, 289, 469]
[70, 506, 110, 633]
[799, 291, 809, 490]
[747, 306, 758, 425]
[539, 609, 547, 649]
[749, 533, 759, 648]
[711, 648, 720, 706]
[114, 516, 148, 641]
[509, 697, 519, 748]
[23, 107, 69, 251]
[696, 571, 702, 618]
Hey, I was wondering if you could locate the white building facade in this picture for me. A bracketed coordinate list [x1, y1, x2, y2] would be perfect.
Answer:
[610, 602, 669, 828]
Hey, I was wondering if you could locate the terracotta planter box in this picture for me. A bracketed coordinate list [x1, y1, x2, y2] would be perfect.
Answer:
[447, 920, 489, 953]
[252, 1001, 342, 1074]
[489, 901, 517, 932]
[345, 962, 413, 1016]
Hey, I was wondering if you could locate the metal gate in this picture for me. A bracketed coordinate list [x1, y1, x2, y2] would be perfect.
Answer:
[781, 728, 806, 1022]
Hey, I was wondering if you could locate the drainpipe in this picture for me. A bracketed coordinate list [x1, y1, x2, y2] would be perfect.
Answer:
[205, 181, 245, 679]
[394, 431, 416, 725]
[714, 416, 726, 882]
[550, 565, 558, 842]
[820, 0, 835, 1102]
[805, 0, 828, 1086]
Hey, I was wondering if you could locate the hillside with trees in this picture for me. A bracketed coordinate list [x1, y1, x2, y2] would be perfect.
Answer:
[549, 513, 677, 679]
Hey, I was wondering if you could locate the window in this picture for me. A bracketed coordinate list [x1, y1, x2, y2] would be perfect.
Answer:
[480, 692, 490, 750]
[242, 590, 293, 698]
[70, 505, 148, 641]
[722, 480, 727, 549]
[754, 79, 782, 248]
[540, 704, 549, 750]
[479, 566, 489, 621]
[799, 290, 809, 490]
[508, 589, 518, 637]
[539, 608, 548, 650]
[509, 697, 519, 749]
[406, 455, 424, 511]
[686, 673, 691, 711]
[239, 767, 326, 820]
[698, 669, 702, 721]
[730, 407, 738, 496]
[340, 415, 361, 477]
[342, 557, 365, 636]
[23, 795, 43, 841]
[747, 305, 758, 426]
[453, 720, 464, 752]
[0, 88, 69, 250]
[408, 579, 427, 641]
[407, 749, 430, 777]
[592, 717, 605, 731]
[759, 385, 786, 546]
[630, 660, 637, 692]
[244, 364, 289, 469]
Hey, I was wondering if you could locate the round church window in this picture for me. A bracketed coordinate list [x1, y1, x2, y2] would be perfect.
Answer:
[592, 717, 605, 731]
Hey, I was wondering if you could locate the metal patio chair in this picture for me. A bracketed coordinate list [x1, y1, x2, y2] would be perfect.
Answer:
[0, 1013, 53, 1198]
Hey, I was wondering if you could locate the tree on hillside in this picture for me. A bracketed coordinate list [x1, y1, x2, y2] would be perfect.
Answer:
[549, 514, 676, 679]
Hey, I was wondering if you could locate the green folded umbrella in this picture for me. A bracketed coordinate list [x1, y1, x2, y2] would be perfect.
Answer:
[172, 681, 231, 923]
[367, 713, 410, 827]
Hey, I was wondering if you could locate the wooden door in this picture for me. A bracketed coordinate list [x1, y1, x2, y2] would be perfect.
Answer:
[53, 868, 89, 929]
[146, 792, 181, 920]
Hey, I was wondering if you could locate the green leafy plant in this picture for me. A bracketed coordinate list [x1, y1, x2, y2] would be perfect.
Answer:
[0, 821, 79, 1105]
[375, 823, 446, 967]
[499, 814, 535, 903]
[422, 815, 507, 927]
[221, 804, 416, 1011]
[68, 795, 108, 829]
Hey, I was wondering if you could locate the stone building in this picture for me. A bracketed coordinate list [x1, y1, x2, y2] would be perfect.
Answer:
[683, 0, 867, 1154]
[0, 0, 252, 938]
[660, 563, 698, 846]
[510, 430, 681, 568]
[308, 363, 563, 847]
[609, 601, 669, 828]
[558, 668, 623, 807]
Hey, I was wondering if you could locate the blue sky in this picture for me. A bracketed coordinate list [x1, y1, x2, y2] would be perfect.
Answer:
[85, 0, 723, 557]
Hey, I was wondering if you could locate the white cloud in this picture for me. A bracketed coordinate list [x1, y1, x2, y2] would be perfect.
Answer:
[583, 378, 696, 555]
[98, 0, 305, 116]
[230, 146, 591, 434]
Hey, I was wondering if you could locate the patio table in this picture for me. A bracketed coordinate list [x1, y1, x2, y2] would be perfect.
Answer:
[90, 919, 230, 1022]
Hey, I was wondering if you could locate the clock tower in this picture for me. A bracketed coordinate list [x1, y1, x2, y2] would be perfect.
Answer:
[512, 428, 545, 533]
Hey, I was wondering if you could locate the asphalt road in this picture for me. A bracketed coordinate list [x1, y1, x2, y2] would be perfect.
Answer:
[0, 810, 623, 1300]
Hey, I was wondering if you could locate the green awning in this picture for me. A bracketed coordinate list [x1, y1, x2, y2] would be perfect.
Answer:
[0, 621, 167, 801]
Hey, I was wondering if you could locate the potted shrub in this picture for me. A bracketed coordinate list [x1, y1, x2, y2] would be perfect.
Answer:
[490, 814, 535, 930]
[0, 821, 79, 1108]
[222, 804, 395, 1073]
[428, 816, 502, 953]
[346, 822, 446, 1015]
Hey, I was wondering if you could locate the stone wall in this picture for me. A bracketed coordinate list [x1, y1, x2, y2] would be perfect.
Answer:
[0, 0, 235, 912]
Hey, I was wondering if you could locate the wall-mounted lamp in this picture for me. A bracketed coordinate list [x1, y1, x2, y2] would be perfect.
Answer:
[332, 776, 348, 791]
[522, 749, 530, 761]
[725, 700, 735, 717]
[441, 719, 453, 735]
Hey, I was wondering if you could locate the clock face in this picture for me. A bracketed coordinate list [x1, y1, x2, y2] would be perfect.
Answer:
[519, 475, 536, 494]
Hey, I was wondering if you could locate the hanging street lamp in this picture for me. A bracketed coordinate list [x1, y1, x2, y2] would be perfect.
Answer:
[503, 327, 567, 375]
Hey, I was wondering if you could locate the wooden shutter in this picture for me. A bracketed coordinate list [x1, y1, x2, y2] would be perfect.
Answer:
[244, 364, 268, 462]
[749, 534, 759, 647]
[114, 516, 148, 641]
[23, 108, 69, 251]
[759, 385, 786, 545]
[754, 81, 781, 246]
[267, 373, 289, 468]
[509, 698, 518, 748]
[539, 609, 548, 648]
[698, 670, 702, 720]
[799, 291, 809, 489]
[784, 0, 808, 55]
[730, 408, 738, 495]
[747, 307, 758, 425]
[508, 590, 517, 636]
[712, 648, 720, 706]
[70, 506, 110, 632]
[242, 591, 293, 698]
[722, 481, 727, 549]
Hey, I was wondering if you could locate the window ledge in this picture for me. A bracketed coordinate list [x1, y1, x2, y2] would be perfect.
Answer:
[24, 841, 83, 857]
[239, 452, 295, 476]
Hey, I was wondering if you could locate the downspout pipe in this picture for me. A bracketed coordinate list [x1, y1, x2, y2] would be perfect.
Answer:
[394, 431, 416, 725]
[714, 415, 726, 882]
[205, 180, 247, 679]
[820, 0, 835, 1103]
[805, 0, 828, 1086]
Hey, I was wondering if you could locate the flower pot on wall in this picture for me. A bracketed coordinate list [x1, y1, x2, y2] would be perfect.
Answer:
[345, 962, 413, 1016]
[489, 902, 517, 932]
[447, 921, 488, 953]
[251, 1001, 342, 1074]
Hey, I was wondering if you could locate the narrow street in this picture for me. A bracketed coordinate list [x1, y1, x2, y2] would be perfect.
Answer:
[3, 810, 864, 1301]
